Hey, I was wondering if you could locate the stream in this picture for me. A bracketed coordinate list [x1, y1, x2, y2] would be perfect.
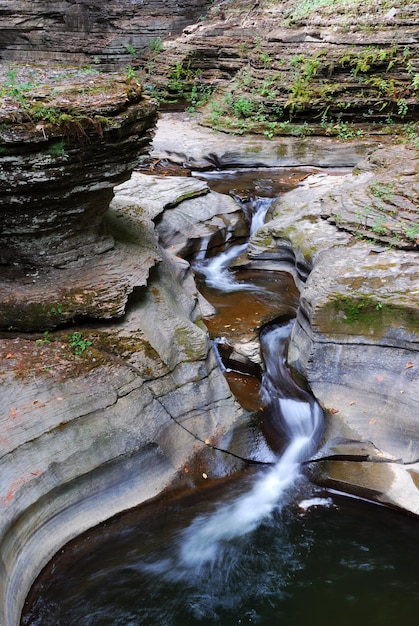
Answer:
[22, 167, 419, 625]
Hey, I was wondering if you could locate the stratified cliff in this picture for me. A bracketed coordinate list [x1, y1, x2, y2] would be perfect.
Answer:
[0, 65, 158, 330]
[0, 0, 209, 66]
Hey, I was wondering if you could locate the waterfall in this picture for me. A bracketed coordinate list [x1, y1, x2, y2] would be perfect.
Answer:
[193, 196, 273, 291]
[181, 193, 323, 569]
[179, 319, 323, 569]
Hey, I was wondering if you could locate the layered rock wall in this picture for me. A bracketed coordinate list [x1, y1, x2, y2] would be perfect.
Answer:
[249, 145, 419, 514]
[0, 66, 158, 330]
[143, 0, 419, 132]
[0, 173, 246, 626]
[0, 0, 209, 67]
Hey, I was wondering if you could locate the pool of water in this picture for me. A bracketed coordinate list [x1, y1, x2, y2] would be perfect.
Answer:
[22, 474, 419, 626]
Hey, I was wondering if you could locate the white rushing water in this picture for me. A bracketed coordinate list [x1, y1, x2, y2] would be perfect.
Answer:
[179, 320, 323, 569]
[179, 194, 323, 570]
[194, 197, 273, 291]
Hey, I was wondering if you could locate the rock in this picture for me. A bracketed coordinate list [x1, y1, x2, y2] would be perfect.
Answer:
[112, 170, 248, 257]
[142, 0, 419, 133]
[0, 67, 158, 331]
[0, 180, 247, 626]
[0, 0, 210, 67]
[151, 112, 378, 170]
[250, 146, 419, 514]
[324, 145, 419, 249]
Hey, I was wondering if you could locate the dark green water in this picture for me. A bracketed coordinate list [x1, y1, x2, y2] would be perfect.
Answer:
[22, 474, 419, 626]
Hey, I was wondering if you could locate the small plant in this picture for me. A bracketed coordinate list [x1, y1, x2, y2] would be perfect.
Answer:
[232, 96, 257, 118]
[372, 217, 387, 235]
[46, 141, 68, 159]
[397, 98, 408, 118]
[404, 225, 419, 242]
[263, 121, 278, 139]
[35, 331, 51, 346]
[69, 332, 92, 356]
[149, 37, 163, 55]
[259, 49, 272, 68]
[126, 65, 136, 80]
[369, 182, 394, 199]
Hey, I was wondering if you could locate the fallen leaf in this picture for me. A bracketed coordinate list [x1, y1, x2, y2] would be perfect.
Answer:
[330, 408, 339, 414]
[10, 408, 17, 418]
[5, 353, 13, 359]
[405, 362, 414, 369]
[369, 418, 377, 424]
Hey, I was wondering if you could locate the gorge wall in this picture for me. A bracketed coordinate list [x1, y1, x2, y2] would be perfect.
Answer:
[0, 0, 209, 67]
[141, 0, 419, 133]
[1, 1, 419, 624]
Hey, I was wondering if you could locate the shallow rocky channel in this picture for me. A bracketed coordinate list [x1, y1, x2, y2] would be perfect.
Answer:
[21, 147, 419, 626]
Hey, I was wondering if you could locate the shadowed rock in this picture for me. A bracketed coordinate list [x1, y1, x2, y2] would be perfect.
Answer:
[0, 66, 158, 331]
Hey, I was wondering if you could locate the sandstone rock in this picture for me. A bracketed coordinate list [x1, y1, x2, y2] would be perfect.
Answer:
[143, 0, 419, 133]
[0, 0, 210, 67]
[0, 205, 246, 626]
[324, 145, 419, 249]
[151, 112, 378, 170]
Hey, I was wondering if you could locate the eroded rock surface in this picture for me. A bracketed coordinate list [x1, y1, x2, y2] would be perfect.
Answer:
[250, 145, 419, 514]
[0, 67, 158, 330]
[0, 0, 209, 66]
[0, 172, 248, 626]
[143, 0, 419, 134]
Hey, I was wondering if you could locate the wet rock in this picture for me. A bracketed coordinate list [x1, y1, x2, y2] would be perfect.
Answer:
[151, 112, 377, 170]
[112, 170, 248, 257]
[251, 146, 419, 514]
[0, 185, 246, 626]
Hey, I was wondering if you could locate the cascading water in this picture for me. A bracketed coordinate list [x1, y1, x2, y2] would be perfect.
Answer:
[194, 196, 273, 291]
[179, 320, 323, 570]
[22, 169, 419, 626]
[178, 194, 324, 570]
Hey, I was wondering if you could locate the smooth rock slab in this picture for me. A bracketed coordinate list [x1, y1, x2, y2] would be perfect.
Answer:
[0, 163, 249, 626]
[151, 112, 378, 170]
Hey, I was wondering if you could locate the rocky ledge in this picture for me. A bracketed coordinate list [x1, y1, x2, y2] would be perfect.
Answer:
[143, 0, 419, 136]
[148, 112, 419, 514]
[249, 143, 419, 514]
[0, 65, 158, 330]
[1, 168, 249, 626]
